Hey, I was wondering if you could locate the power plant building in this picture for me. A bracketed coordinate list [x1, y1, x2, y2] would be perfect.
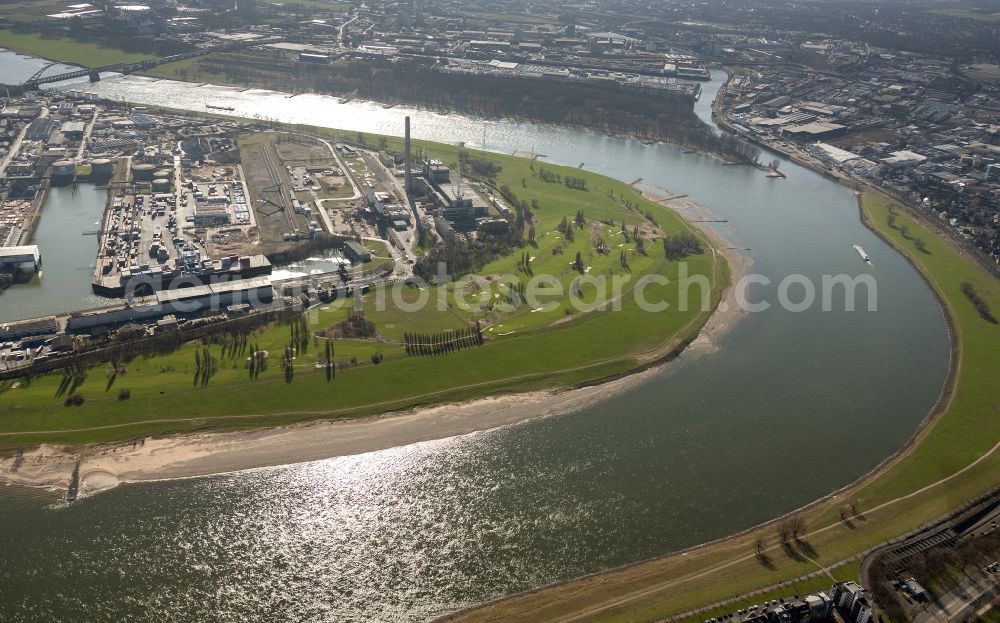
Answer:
[423, 159, 450, 183]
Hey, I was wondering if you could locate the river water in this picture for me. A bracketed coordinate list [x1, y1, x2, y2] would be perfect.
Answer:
[0, 62, 950, 622]
[0, 184, 110, 322]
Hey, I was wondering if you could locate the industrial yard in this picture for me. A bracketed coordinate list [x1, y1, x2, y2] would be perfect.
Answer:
[90, 152, 270, 297]
[0, 94, 397, 357]
[2, 1, 1000, 622]
[0, 89, 521, 373]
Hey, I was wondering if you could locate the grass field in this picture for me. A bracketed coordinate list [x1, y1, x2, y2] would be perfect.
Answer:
[0, 1, 78, 24]
[238, 132, 324, 253]
[0, 138, 724, 450]
[267, 0, 350, 12]
[928, 7, 1000, 21]
[0, 30, 155, 67]
[443, 191, 1000, 622]
[674, 561, 861, 623]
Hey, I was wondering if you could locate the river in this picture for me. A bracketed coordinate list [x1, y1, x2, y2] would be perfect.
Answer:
[0, 184, 110, 322]
[0, 62, 950, 622]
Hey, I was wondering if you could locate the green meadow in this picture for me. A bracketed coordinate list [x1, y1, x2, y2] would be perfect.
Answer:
[0, 30, 155, 68]
[446, 194, 1000, 623]
[928, 7, 1000, 22]
[0, 140, 725, 449]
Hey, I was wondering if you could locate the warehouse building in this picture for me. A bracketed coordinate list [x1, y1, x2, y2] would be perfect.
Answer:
[343, 240, 372, 264]
[0, 316, 58, 341]
[781, 121, 848, 140]
[154, 277, 274, 314]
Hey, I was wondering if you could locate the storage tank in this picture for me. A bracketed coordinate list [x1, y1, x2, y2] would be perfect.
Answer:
[132, 163, 158, 181]
[90, 158, 115, 178]
[151, 177, 171, 192]
[51, 160, 76, 178]
[154, 168, 173, 179]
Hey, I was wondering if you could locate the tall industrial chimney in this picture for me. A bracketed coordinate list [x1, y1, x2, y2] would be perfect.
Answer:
[404, 116, 412, 193]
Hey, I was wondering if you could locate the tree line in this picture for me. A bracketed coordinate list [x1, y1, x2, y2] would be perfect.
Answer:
[403, 324, 484, 357]
[960, 281, 997, 324]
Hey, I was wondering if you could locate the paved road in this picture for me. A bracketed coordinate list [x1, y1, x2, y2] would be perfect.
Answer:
[75, 107, 98, 161]
[0, 105, 48, 177]
[276, 131, 361, 236]
[913, 570, 1000, 622]
[0, 124, 28, 177]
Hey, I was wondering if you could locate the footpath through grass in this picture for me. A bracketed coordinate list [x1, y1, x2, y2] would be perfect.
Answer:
[0, 141, 724, 449]
[443, 192, 1000, 623]
[0, 30, 155, 67]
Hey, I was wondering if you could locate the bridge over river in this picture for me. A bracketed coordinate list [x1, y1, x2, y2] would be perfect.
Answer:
[22, 39, 281, 89]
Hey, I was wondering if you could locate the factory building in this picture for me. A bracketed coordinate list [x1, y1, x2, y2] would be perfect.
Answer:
[0, 245, 41, 272]
[68, 278, 275, 331]
[780, 121, 848, 140]
[154, 277, 274, 314]
[422, 159, 450, 183]
[477, 218, 511, 237]
[413, 159, 488, 227]
[364, 187, 410, 230]
[60, 121, 87, 138]
[0, 316, 58, 341]
[436, 179, 489, 222]
[25, 118, 56, 141]
[343, 240, 372, 264]
[192, 202, 231, 226]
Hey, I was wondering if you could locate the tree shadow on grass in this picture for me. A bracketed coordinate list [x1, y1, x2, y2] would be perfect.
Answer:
[796, 538, 819, 559]
[781, 540, 805, 563]
[55, 375, 71, 398]
[756, 552, 777, 570]
[55, 374, 85, 399]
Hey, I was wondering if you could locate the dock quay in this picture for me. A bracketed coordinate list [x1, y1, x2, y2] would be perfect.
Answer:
[89, 151, 268, 297]
[0, 264, 394, 380]
[91, 253, 272, 297]
[1, 98, 404, 377]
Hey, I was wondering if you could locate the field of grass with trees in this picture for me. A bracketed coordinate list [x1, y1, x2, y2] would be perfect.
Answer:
[0, 29, 156, 67]
[0, 137, 726, 450]
[442, 192, 1000, 623]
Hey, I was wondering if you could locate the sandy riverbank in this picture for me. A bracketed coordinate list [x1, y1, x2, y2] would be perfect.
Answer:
[0, 193, 749, 497]
[644, 185, 752, 356]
